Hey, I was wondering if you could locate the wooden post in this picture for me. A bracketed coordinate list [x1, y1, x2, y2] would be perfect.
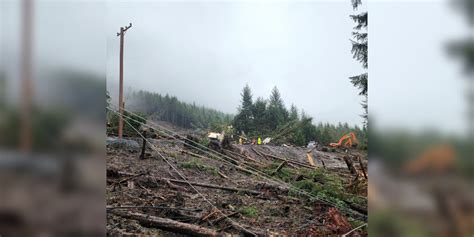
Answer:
[117, 23, 132, 139]
[139, 130, 147, 159]
[20, 0, 33, 152]
[357, 155, 367, 179]
[343, 155, 358, 177]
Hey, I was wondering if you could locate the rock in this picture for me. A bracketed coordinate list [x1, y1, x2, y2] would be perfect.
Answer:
[107, 137, 140, 152]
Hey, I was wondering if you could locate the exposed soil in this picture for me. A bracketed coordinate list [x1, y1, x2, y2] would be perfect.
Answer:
[106, 135, 368, 236]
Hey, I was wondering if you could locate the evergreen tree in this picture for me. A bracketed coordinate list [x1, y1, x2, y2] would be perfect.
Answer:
[233, 84, 254, 134]
[289, 104, 299, 121]
[300, 112, 316, 144]
[128, 90, 232, 129]
[252, 97, 267, 135]
[350, 0, 368, 128]
[265, 87, 289, 130]
[448, 0, 473, 140]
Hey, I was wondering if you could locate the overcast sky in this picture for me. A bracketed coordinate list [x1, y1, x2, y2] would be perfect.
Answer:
[2, 0, 467, 134]
[106, 1, 366, 127]
[370, 0, 468, 135]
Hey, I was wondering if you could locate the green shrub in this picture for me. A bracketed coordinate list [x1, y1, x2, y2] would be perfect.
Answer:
[239, 206, 258, 217]
[181, 158, 218, 176]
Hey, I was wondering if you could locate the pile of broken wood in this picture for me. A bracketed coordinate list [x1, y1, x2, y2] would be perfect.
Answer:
[106, 138, 368, 236]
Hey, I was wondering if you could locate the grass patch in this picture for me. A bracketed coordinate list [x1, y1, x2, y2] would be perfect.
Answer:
[348, 217, 365, 228]
[266, 163, 365, 218]
[168, 152, 178, 158]
[263, 162, 296, 182]
[181, 158, 218, 176]
[288, 168, 350, 208]
[239, 206, 259, 217]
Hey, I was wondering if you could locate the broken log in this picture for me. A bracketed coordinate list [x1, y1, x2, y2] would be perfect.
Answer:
[166, 179, 189, 192]
[225, 149, 265, 165]
[161, 178, 262, 196]
[342, 200, 367, 215]
[217, 170, 229, 179]
[357, 155, 367, 179]
[211, 211, 240, 225]
[106, 205, 202, 212]
[235, 165, 258, 175]
[181, 149, 239, 166]
[250, 147, 266, 159]
[271, 161, 287, 176]
[109, 210, 219, 237]
[113, 171, 148, 185]
[342, 156, 358, 177]
[260, 151, 316, 169]
[181, 149, 263, 177]
[200, 209, 219, 222]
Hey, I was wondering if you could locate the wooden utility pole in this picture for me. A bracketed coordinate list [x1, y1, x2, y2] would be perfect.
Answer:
[117, 23, 132, 139]
[20, 0, 33, 152]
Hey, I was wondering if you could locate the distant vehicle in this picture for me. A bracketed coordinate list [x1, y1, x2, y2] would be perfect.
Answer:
[329, 132, 358, 148]
[404, 144, 455, 174]
[207, 126, 233, 151]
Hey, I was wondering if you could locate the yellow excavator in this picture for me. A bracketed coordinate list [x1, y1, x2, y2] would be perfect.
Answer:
[329, 132, 359, 148]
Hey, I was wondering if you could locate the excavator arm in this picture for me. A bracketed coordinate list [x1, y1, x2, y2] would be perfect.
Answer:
[329, 134, 350, 147]
[329, 132, 358, 148]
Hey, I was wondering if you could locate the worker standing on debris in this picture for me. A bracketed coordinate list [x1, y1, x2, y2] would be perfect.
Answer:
[257, 136, 262, 145]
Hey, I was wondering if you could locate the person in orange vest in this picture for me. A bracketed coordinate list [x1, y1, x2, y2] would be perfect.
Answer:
[257, 136, 262, 145]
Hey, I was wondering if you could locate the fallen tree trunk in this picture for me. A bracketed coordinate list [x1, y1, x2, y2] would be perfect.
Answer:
[109, 210, 219, 237]
[161, 178, 262, 196]
[180, 149, 260, 176]
[181, 149, 240, 166]
[343, 200, 368, 215]
[260, 151, 316, 169]
[250, 146, 266, 158]
[225, 148, 265, 165]
[271, 161, 287, 176]
[211, 211, 239, 225]
[113, 171, 148, 185]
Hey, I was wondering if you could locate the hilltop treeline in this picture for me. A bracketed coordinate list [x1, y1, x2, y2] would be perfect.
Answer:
[128, 90, 233, 129]
[233, 85, 367, 147]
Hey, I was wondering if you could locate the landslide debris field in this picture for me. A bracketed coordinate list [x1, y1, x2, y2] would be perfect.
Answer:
[106, 130, 368, 236]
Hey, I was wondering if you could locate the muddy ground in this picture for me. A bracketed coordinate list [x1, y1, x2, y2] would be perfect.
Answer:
[106, 135, 368, 236]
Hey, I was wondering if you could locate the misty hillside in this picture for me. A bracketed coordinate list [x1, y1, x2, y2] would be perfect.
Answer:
[127, 90, 233, 129]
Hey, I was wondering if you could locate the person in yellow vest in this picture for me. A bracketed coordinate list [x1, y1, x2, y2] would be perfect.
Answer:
[239, 137, 243, 145]
[257, 136, 262, 145]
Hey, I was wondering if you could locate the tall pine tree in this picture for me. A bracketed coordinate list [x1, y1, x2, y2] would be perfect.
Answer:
[448, 0, 473, 139]
[350, 0, 368, 128]
[289, 104, 299, 121]
[265, 86, 288, 130]
[233, 84, 254, 134]
[252, 97, 267, 134]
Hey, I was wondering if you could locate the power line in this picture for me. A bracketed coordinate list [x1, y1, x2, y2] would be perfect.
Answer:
[113, 109, 258, 236]
[107, 105, 367, 220]
[108, 105, 366, 218]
